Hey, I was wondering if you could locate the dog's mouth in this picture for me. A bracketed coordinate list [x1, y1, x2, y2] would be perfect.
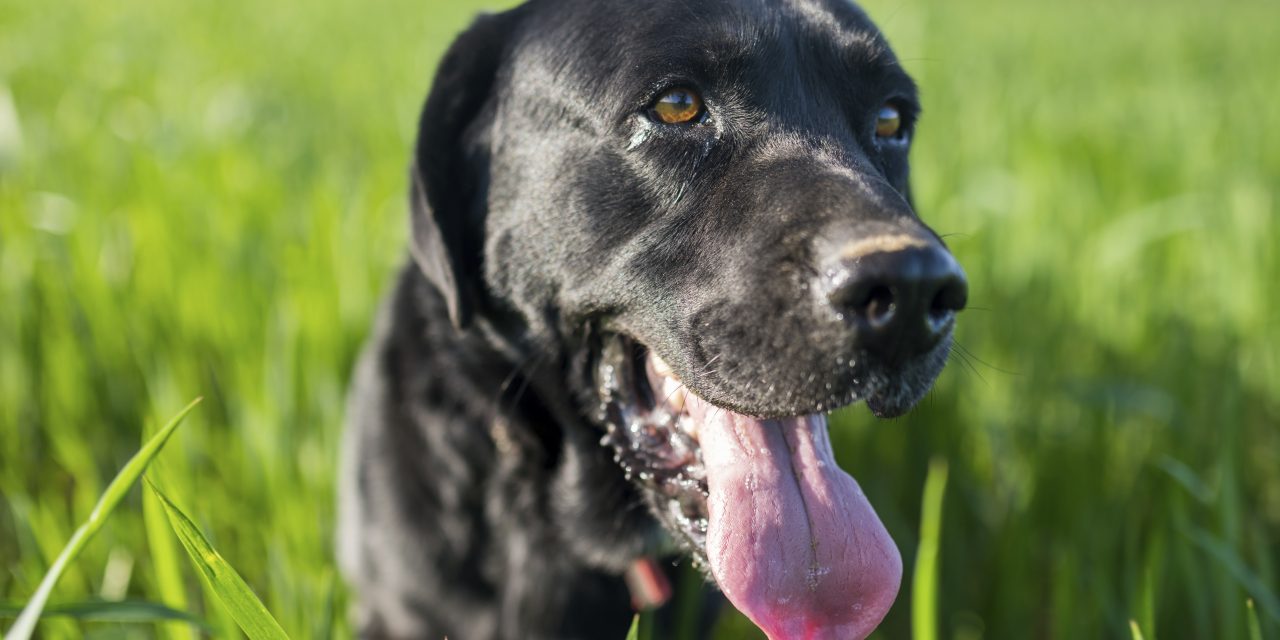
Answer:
[596, 338, 710, 550]
[595, 336, 902, 640]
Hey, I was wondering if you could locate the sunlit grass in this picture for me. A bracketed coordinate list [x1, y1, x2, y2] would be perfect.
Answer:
[3, 400, 199, 639]
[145, 480, 290, 640]
[912, 459, 948, 640]
[1, 0, 1277, 637]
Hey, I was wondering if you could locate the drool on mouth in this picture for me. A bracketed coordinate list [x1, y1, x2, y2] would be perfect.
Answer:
[597, 338, 711, 551]
[594, 336, 903, 640]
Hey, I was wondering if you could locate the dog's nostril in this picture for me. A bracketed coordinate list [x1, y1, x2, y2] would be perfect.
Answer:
[861, 285, 896, 327]
[823, 238, 968, 356]
[924, 278, 966, 336]
[928, 278, 968, 319]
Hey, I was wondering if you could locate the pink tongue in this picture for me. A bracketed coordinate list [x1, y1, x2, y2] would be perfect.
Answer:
[687, 395, 902, 640]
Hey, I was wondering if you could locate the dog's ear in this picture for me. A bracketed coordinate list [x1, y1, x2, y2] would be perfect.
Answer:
[410, 10, 520, 329]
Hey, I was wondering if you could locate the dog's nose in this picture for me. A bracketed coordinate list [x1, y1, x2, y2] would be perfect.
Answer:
[823, 236, 968, 359]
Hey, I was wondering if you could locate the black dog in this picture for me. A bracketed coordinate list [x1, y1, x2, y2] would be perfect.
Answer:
[337, 0, 967, 638]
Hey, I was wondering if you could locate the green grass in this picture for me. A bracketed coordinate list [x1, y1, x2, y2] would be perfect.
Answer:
[912, 459, 948, 640]
[145, 479, 288, 640]
[1, 0, 1278, 638]
[4, 400, 197, 640]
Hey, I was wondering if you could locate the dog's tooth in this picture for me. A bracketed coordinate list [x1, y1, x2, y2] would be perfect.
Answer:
[649, 353, 677, 380]
[677, 414, 699, 441]
[662, 377, 688, 413]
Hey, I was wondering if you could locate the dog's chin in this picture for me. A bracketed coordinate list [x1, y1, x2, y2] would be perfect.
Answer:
[864, 334, 954, 418]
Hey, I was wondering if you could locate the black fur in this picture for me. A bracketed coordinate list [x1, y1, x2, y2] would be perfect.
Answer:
[339, 1, 961, 637]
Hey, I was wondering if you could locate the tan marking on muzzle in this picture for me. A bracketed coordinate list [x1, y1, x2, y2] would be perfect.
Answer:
[839, 234, 934, 261]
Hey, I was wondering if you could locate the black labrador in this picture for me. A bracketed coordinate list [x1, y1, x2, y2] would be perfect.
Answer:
[337, 0, 967, 638]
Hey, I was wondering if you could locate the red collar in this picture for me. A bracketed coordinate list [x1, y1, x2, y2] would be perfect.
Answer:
[625, 557, 673, 610]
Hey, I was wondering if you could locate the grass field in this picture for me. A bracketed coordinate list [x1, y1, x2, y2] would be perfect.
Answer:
[2, 0, 1278, 638]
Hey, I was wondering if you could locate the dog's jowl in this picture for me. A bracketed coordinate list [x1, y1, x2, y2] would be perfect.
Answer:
[337, 0, 967, 638]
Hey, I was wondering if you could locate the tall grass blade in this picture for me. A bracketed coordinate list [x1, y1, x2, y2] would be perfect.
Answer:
[0, 600, 210, 630]
[3, 399, 202, 640]
[1129, 619, 1147, 640]
[1247, 599, 1263, 640]
[144, 482, 194, 640]
[145, 480, 289, 640]
[142, 438, 194, 640]
[912, 458, 949, 640]
[1187, 527, 1280, 622]
[625, 614, 640, 640]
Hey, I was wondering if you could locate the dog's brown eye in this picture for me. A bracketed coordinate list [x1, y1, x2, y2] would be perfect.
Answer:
[651, 89, 704, 125]
[875, 104, 902, 138]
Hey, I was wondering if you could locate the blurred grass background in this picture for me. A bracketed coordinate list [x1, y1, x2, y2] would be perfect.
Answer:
[1, 0, 1277, 637]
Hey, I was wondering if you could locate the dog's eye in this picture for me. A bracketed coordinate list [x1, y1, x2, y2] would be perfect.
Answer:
[875, 104, 902, 139]
[650, 89, 704, 125]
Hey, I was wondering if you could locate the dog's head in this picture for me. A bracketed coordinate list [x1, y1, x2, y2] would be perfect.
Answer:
[409, 0, 966, 637]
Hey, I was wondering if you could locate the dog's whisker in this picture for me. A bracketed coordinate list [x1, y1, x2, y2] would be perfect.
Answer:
[498, 350, 540, 396]
[948, 344, 986, 385]
[661, 381, 688, 408]
[954, 341, 1019, 376]
[497, 351, 551, 418]
[505, 361, 542, 414]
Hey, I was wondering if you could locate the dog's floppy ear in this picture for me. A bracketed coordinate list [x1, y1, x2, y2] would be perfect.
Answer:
[409, 10, 520, 329]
